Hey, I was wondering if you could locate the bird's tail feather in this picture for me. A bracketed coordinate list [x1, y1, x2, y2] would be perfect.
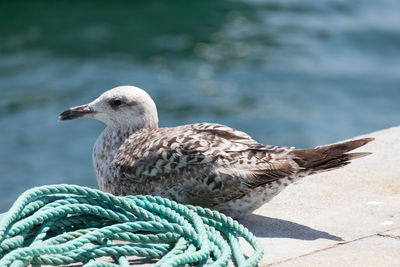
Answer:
[292, 137, 374, 175]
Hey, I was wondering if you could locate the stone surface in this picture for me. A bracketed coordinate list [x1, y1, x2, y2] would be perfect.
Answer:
[239, 126, 400, 266]
[272, 235, 400, 267]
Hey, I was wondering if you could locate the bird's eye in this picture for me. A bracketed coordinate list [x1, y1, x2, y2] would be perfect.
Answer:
[111, 99, 123, 107]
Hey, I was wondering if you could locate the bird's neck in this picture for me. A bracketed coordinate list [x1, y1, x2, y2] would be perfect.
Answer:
[101, 126, 135, 148]
[93, 124, 157, 192]
[97, 123, 157, 154]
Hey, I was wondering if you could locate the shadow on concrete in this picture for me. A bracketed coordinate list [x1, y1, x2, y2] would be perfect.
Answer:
[239, 214, 343, 241]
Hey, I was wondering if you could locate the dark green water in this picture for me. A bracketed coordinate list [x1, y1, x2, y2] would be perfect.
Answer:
[1, 1, 399, 211]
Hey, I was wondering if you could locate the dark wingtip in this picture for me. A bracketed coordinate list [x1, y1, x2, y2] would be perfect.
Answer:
[333, 137, 374, 152]
[293, 137, 374, 174]
[346, 152, 372, 160]
[361, 137, 375, 144]
[347, 137, 374, 151]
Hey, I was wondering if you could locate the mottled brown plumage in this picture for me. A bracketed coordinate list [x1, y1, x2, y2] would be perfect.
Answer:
[59, 86, 374, 218]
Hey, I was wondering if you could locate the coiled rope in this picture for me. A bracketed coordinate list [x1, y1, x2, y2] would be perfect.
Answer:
[0, 184, 263, 266]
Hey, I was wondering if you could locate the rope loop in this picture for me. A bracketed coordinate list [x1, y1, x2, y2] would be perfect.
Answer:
[0, 184, 263, 266]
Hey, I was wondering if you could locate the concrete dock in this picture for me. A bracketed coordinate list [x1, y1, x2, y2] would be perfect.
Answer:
[240, 126, 400, 266]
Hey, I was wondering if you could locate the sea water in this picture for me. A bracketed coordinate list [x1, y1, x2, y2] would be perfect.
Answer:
[0, 0, 399, 211]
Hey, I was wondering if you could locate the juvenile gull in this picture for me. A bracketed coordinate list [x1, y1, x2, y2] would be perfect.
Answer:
[59, 86, 373, 218]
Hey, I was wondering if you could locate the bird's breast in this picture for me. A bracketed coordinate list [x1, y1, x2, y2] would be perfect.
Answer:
[92, 127, 134, 193]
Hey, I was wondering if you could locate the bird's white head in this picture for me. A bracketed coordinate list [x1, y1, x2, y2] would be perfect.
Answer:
[59, 86, 159, 130]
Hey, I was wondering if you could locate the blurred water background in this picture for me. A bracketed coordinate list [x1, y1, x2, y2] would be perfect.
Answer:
[0, 0, 399, 211]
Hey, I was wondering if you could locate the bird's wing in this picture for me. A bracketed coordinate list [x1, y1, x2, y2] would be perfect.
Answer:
[190, 122, 258, 145]
[191, 122, 293, 152]
[189, 123, 300, 186]
[112, 123, 299, 206]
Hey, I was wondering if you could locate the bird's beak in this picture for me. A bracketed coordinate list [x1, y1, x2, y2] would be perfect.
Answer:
[58, 104, 95, 121]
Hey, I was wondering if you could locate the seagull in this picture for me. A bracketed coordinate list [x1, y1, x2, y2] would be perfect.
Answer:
[59, 86, 373, 218]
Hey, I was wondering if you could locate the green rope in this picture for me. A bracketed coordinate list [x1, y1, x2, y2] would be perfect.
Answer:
[0, 184, 263, 266]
